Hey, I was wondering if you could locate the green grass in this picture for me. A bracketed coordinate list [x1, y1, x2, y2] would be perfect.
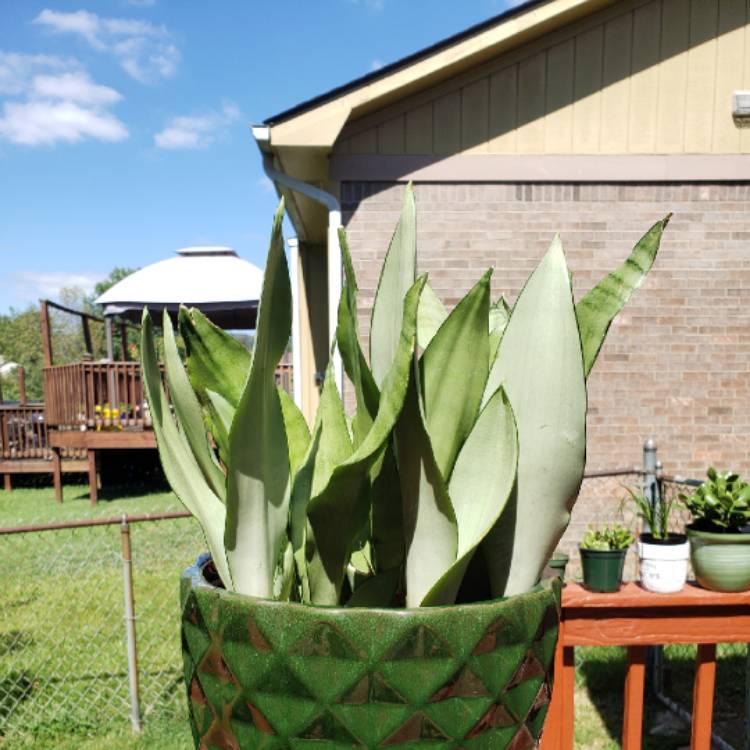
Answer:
[0, 482, 200, 749]
[0, 484, 746, 749]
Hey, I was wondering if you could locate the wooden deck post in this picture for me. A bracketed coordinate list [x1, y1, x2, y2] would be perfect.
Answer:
[51, 447, 62, 502]
[622, 646, 647, 750]
[40, 300, 54, 367]
[119, 322, 128, 361]
[87, 449, 99, 505]
[3, 474, 11, 491]
[691, 643, 717, 750]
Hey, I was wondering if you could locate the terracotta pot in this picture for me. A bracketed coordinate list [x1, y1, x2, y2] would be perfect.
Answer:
[181, 557, 561, 749]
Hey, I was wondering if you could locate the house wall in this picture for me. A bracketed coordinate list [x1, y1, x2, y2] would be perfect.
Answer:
[333, 0, 750, 158]
[341, 181, 750, 565]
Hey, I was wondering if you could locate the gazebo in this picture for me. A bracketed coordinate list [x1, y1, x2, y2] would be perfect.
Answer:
[96, 246, 263, 333]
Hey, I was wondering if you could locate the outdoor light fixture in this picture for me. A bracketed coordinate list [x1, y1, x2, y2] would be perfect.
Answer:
[732, 91, 750, 126]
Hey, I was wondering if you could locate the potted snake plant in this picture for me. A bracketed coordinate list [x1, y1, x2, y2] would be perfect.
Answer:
[682, 469, 750, 592]
[141, 187, 668, 748]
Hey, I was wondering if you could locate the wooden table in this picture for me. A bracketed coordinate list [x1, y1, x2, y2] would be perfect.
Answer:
[540, 582, 750, 750]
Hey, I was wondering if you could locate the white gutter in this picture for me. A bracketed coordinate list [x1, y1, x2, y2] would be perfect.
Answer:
[252, 127, 343, 396]
[287, 237, 303, 409]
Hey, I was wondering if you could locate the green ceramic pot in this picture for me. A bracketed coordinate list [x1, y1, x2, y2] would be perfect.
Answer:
[580, 547, 627, 593]
[687, 524, 750, 593]
[181, 557, 561, 749]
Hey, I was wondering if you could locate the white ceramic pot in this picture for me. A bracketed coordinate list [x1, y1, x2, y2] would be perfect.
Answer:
[638, 534, 689, 593]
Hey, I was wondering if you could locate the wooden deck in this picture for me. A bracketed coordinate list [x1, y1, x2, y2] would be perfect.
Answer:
[1, 359, 294, 503]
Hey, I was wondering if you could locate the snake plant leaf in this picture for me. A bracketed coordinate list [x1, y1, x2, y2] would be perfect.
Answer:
[278, 387, 311, 476]
[420, 269, 491, 480]
[422, 386, 518, 606]
[416, 281, 447, 350]
[370, 444, 404, 572]
[483, 236, 586, 597]
[225, 200, 292, 598]
[337, 227, 379, 446]
[346, 567, 401, 608]
[307, 275, 426, 604]
[140, 310, 232, 589]
[179, 307, 251, 462]
[161, 311, 225, 500]
[369, 184, 416, 389]
[576, 215, 670, 378]
[488, 296, 511, 366]
[397, 374, 457, 608]
[179, 306, 251, 406]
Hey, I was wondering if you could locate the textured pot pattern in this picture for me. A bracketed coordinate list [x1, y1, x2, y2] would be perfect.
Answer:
[688, 526, 750, 593]
[181, 562, 561, 749]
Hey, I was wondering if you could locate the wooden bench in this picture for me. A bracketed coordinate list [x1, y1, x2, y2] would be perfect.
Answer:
[541, 582, 750, 750]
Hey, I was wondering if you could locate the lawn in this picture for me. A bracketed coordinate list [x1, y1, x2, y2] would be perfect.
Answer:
[0, 480, 199, 750]
[0, 481, 745, 749]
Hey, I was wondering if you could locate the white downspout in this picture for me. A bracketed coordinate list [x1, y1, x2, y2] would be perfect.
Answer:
[287, 237, 303, 409]
[252, 129, 343, 396]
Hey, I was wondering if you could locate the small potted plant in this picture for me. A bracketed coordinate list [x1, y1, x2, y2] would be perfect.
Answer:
[628, 489, 688, 593]
[681, 468, 750, 592]
[579, 525, 634, 593]
[142, 188, 668, 748]
[546, 550, 569, 581]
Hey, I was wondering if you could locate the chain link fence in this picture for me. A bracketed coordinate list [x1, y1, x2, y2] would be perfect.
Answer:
[0, 511, 202, 747]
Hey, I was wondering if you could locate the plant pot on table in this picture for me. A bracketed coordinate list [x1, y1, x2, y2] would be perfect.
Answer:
[687, 524, 750, 593]
[181, 556, 562, 750]
[580, 547, 627, 593]
[637, 533, 689, 594]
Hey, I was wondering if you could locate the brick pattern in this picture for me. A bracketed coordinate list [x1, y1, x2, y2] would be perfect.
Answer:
[341, 181, 750, 555]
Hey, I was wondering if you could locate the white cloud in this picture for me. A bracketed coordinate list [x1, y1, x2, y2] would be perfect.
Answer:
[0, 51, 128, 146]
[370, 59, 384, 72]
[154, 102, 240, 150]
[257, 176, 275, 194]
[31, 71, 122, 104]
[0, 51, 75, 95]
[33, 8, 179, 83]
[0, 100, 128, 145]
[9, 271, 102, 303]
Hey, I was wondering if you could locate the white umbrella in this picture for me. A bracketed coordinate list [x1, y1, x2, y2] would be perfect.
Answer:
[96, 246, 263, 329]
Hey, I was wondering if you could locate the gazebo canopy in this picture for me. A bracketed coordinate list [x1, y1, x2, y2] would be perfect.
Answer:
[96, 246, 263, 329]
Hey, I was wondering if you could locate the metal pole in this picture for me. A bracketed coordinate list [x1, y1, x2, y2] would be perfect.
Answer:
[120, 515, 142, 733]
[643, 439, 661, 693]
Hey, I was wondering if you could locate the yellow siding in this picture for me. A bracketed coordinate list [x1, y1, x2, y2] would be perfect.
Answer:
[335, 0, 750, 156]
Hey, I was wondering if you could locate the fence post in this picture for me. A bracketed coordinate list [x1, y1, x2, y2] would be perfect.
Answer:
[120, 515, 142, 733]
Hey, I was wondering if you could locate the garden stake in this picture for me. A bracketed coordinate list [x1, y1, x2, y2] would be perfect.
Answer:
[120, 515, 142, 733]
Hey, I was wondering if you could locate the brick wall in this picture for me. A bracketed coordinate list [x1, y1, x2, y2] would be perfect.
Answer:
[341, 181, 750, 562]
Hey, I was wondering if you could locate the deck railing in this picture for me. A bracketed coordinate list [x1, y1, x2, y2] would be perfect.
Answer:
[0, 403, 48, 459]
[43, 360, 294, 429]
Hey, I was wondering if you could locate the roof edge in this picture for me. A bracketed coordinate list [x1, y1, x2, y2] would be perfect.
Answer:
[263, 0, 549, 126]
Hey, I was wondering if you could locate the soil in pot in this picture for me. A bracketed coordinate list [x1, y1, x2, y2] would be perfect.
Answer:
[580, 548, 626, 593]
[637, 533, 689, 594]
[181, 558, 562, 749]
[687, 525, 750, 593]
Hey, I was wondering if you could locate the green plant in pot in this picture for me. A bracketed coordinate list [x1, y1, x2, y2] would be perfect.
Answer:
[627, 488, 688, 593]
[681, 468, 750, 592]
[141, 188, 668, 748]
[579, 525, 634, 593]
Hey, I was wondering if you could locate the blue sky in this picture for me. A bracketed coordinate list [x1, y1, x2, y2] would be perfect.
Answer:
[0, 0, 521, 313]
